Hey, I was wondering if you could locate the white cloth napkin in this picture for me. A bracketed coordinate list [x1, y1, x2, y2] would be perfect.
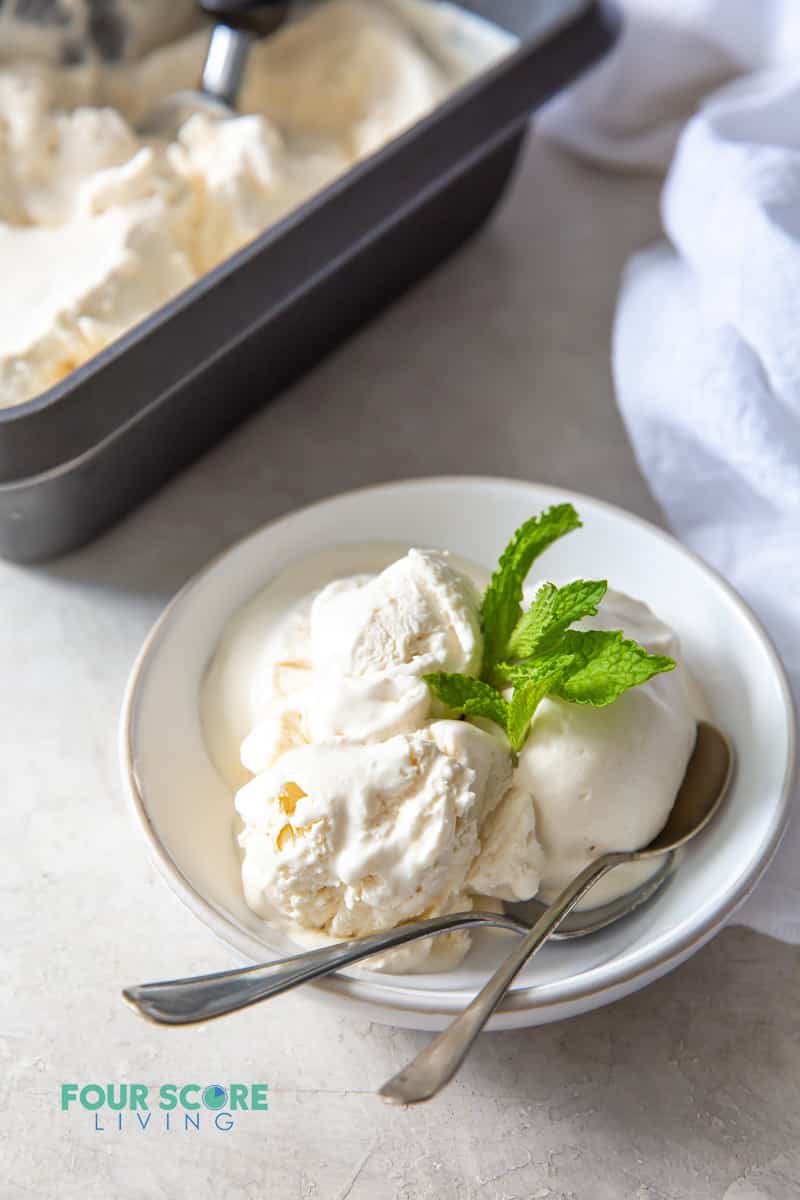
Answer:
[540, 0, 800, 942]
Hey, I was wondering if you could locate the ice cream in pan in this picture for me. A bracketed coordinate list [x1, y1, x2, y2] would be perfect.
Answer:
[202, 505, 697, 973]
[0, 0, 513, 408]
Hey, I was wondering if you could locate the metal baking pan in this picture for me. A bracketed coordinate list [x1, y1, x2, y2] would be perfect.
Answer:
[0, 0, 618, 562]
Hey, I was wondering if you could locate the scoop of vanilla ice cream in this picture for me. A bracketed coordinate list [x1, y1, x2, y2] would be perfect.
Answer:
[235, 720, 512, 954]
[511, 587, 696, 905]
[238, 549, 483, 777]
[311, 548, 483, 679]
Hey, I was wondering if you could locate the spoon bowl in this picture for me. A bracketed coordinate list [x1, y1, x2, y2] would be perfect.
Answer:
[509, 852, 678, 939]
[644, 718, 732, 852]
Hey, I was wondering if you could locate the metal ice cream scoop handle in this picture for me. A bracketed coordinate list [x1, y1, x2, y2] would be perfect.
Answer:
[138, 0, 291, 136]
[197, 0, 291, 108]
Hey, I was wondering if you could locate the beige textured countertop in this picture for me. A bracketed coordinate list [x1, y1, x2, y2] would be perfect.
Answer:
[3, 133, 799, 1199]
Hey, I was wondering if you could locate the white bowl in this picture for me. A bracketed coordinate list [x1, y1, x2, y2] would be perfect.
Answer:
[120, 477, 796, 1030]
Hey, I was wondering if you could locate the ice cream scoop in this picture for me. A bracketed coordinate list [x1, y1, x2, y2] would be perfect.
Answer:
[137, 1, 291, 137]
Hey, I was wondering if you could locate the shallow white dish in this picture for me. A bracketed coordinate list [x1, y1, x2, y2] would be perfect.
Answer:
[120, 476, 796, 1031]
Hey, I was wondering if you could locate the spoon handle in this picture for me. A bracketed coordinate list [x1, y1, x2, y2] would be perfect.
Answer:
[379, 852, 632, 1106]
[122, 910, 522, 1026]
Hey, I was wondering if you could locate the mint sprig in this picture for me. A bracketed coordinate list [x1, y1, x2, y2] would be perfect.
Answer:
[425, 507, 676, 755]
[480, 504, 582, 678]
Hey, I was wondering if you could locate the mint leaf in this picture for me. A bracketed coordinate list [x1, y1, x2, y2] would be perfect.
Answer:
[500, 652, 573, 687]
[507, 579, 607, 660]
[506, 656, 575, 752]
[423, 673, 509, 732]
[480, 504, 582, 676]
[549, 629, 675, 706]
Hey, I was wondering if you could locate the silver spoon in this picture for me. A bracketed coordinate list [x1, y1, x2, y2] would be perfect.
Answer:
[137, 1, 290, 138]
[379, 720, 733, 1105]
[122, 859, 673, 1026]
[123, 722, 730, 1029]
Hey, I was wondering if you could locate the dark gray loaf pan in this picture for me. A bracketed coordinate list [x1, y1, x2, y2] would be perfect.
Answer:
[0, 0, 618, 562]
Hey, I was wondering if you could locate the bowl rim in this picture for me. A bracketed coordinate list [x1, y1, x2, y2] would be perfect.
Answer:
[119, 474, 797, 1020]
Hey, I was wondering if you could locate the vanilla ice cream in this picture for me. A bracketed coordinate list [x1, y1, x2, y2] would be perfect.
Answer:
[513, 588, 697, 906]
[0, 0, 513, 408]
[211, 546, 483, 784]
[311, 546, 483, 678]
[203, 544, 543, 971]
[201, 544, 697, 974]
[236, 720, 512, 971]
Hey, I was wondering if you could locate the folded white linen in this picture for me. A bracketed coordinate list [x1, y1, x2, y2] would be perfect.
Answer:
[542, 0, 800, 941]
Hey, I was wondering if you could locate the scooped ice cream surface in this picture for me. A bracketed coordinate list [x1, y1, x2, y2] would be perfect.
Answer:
[0, 0, 514, 407]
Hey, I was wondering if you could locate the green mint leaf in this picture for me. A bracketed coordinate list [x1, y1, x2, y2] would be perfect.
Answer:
[507, 579, 607, 660]
[506, 657, 575, 752]
[423, 673, 509, 732]
[499, 652, 575, 688]
[550, 630, 675, 706]
[480, 504, 582, 676]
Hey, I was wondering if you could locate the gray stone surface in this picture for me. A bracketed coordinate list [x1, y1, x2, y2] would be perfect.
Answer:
[3, 134, 799, 1199]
